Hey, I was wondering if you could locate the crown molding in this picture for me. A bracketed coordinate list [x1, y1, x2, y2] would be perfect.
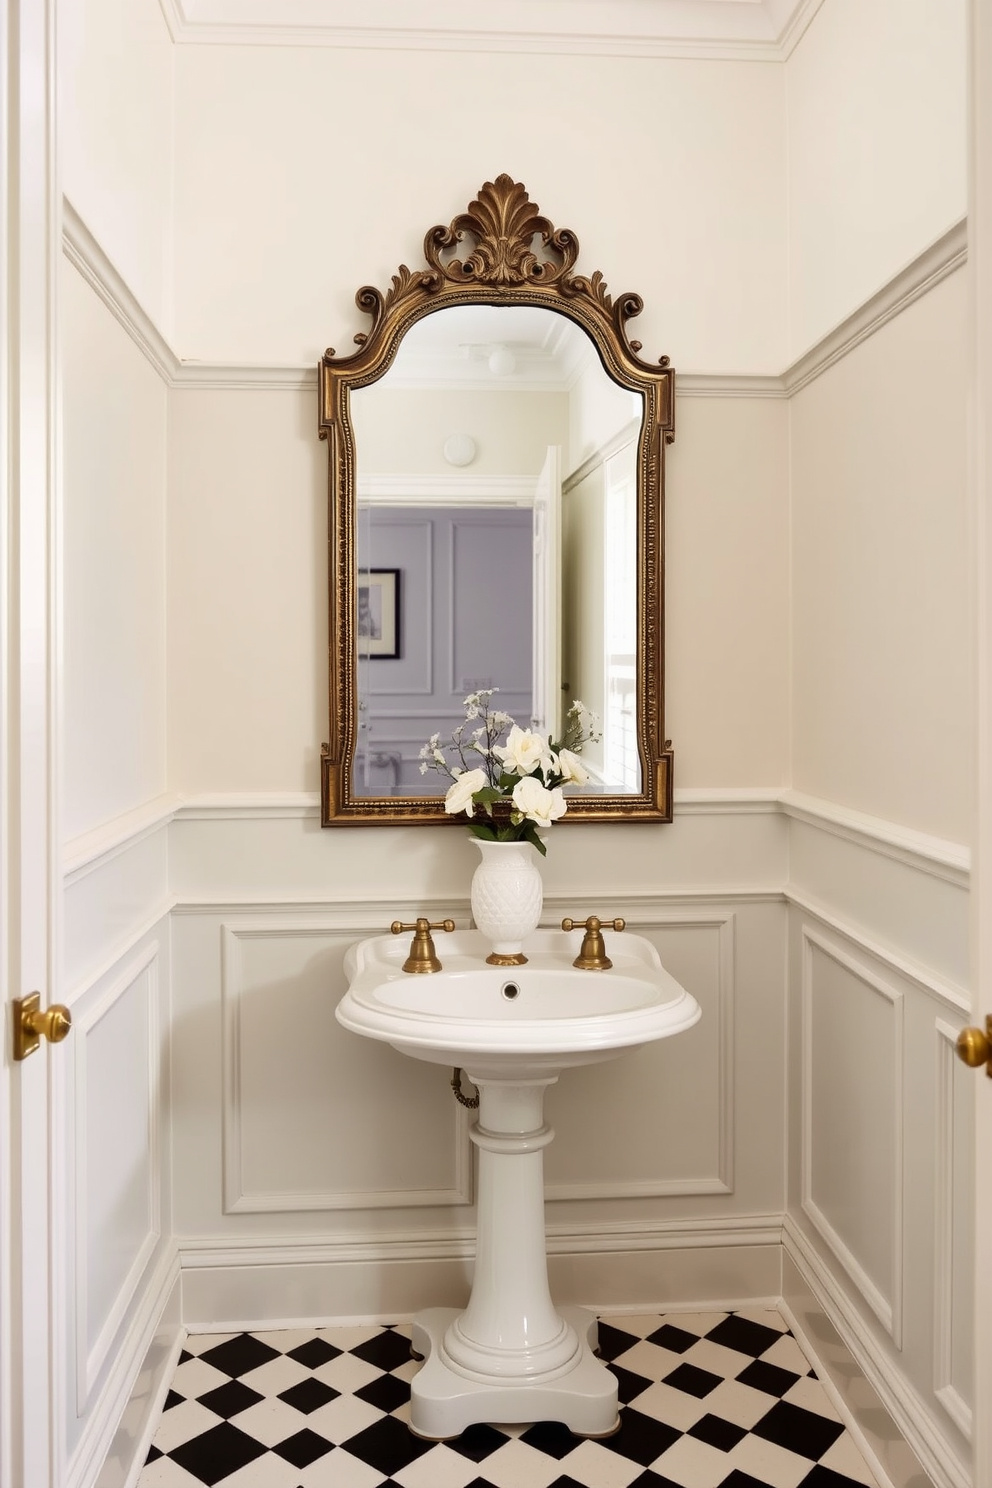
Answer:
[157, 0, 820, 62]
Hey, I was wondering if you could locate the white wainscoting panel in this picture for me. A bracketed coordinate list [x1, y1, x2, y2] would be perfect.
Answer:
[801, 928, 904, 1346]
[220, 919, 472, 1212]
[74, 942, 161, 1407]
[933, 1018, 974, 1438]
[544, 913, 735, 1199]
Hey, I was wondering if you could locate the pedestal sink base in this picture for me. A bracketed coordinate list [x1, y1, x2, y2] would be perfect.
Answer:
[408, 1306, 620, 1440]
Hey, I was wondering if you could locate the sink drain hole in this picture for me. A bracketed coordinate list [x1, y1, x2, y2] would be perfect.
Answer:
[450, 1068, 479, 1109]
[501, 981, 520, 1000]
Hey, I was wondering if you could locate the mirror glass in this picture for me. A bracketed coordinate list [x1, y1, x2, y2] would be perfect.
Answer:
[351, 305, 643, 798]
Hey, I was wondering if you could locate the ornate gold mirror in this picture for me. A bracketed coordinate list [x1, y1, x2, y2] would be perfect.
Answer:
[318, 175, 675, 826]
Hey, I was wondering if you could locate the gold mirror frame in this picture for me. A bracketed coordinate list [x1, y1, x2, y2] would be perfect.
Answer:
[318, 175, 675, 827]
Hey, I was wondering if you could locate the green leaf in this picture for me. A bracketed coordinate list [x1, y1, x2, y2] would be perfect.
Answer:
[467, 822, 498, 841]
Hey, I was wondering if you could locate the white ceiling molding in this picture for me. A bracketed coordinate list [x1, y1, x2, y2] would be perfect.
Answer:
[157, 0, 826, 61]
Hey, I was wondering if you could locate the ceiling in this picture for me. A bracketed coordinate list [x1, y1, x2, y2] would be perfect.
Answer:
[160, 0, 824, 60]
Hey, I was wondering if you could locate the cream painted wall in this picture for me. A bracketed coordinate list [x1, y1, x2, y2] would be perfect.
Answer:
[59, 0, 173, 334]
[786, 0, 967, 361]
[790, 268, 971, 843]
[62, 261, 168, 842]
[171, 45, 787, 373]
[667, 394, 791, 787]
[167, 388, 325, 793]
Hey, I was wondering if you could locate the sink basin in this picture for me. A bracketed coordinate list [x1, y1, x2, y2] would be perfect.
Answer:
[339, 927, 700, 1074]
[337, 924, 700, 1440]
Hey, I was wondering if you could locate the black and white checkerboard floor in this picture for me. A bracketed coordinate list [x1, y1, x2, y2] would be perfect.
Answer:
[137, 1308, 879, 1487]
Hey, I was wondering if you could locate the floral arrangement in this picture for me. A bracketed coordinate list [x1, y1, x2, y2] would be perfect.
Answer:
[419, 689, 600, 855]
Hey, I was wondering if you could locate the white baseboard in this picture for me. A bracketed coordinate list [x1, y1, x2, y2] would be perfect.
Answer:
[177, 1219, 783, 1332]
[783, 1221, 970, 1488]
[75, 1244, 182, 1488]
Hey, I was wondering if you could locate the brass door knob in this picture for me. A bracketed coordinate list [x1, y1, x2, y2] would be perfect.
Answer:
[13, 992, 72, 1062]
[955, 1015, 992, 1076]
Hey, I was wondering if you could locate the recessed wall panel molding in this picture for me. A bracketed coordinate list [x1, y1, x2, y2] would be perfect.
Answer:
[74, 942, 161, 1409]
[544, 913, 735, 1199]
[801, 927, 905, 1345]
[220, 920, 472, 1213]
[933, 1018, 974, 1437]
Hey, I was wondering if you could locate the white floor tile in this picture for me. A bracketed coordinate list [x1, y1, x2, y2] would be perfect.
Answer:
[782, 1372, 842, 1418]
[723, 1430, 815, 1488]
[556, 1439, 651, 1487]
[820, 1430, 882, 1484]
[652, 1432, 742, 1488]
[472, 1438, 574, 1488]
[212, 1452, 302, 1487]
[392, 1442, 490, 1488]
[148, 1400, 222, 1455]
[224, 1395, 308, 1448]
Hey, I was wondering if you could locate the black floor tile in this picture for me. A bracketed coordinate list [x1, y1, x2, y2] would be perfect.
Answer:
[751, 1399, 846, 1460]
[197, 1379, 264, 1419]
[349, 1327, 415, 1372]
[663, 1361, 724, 1398]
[706, 1315, 784, 1358]
[271, 1427, 335, 1467]
[340, 1413, 435, 1475]
[645, 1323, 699, 1354]
[448, 1421, 509, 1461]
[609, 1361, 655, 1404]
[594, 1321, 641, 1360]
[286, 1335, 342, 1370]
[688, 1411, 749, 1451]
[736, 1357, 803, 1397]
[519, 1419, 585, 1458]
[277, 1375, 340, 1413]
[600, 1406, 682, 1464]
[354, 1371, 411, 1412]
[195, 1333, 281, 1379]
[168, 1421, 267, 1484]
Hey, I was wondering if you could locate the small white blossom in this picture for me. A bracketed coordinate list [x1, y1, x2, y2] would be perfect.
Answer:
[511, 776, 567, 828]
[556, 748, 590, 786]
[444, 768, 487, 817]
[494, 725, 554, 778]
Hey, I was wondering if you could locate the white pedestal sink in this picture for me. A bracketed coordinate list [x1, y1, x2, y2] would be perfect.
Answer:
[337, 927, 700, 1440]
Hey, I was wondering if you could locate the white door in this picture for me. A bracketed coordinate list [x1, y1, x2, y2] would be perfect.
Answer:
[1, 0, 65, 1482]
[531, 445, 562, 739]
[971, 4, 992, 1483]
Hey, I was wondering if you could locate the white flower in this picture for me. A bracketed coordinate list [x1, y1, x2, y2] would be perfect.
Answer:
[511, 775, 567, 828]
[556, 748, 590, 786]
[494, 725, 553, 778]
[444, 768, 488, 817]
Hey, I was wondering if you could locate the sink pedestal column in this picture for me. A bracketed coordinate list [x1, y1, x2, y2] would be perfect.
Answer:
[409, 1074, 619, 1440]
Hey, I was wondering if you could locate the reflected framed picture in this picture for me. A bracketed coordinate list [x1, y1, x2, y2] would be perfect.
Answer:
[357, 568, 400, 658]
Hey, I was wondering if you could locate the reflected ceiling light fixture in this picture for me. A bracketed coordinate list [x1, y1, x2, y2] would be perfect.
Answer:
[443, 433, 477, 467]
[488, 344, 516, 377]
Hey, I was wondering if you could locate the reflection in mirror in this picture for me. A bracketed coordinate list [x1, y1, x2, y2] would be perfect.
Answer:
[318, 174, 675, 826]
[351, 306, 642, 798]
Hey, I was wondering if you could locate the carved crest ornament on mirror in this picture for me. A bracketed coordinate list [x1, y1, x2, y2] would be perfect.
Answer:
[318, 175, 675, 827]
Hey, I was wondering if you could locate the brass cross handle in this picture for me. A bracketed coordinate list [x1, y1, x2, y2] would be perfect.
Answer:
[955, 1015, 992, 1077]
[391, 917, 456, 974]
[13, 992, 72, 1062]
[561, 915, 626, 971]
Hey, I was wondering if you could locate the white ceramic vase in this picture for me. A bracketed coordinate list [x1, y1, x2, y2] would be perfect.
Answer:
[470, 838, 543, 965]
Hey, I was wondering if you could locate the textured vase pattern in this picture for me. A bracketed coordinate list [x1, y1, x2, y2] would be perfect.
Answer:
[470, 839, 543, 963]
